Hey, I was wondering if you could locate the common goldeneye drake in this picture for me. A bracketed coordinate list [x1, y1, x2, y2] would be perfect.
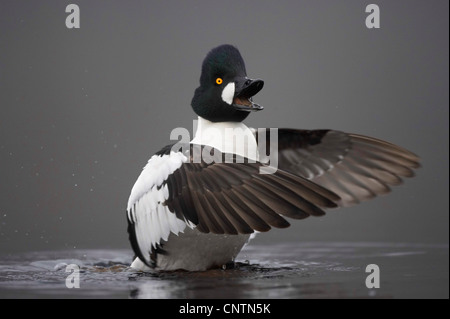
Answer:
[127, 44, 420, 271]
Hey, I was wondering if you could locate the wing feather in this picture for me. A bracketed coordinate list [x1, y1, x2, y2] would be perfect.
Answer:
[255, 128, 419, 207]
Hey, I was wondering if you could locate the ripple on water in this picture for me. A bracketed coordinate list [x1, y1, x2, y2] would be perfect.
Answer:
[0, 243, 448, 298]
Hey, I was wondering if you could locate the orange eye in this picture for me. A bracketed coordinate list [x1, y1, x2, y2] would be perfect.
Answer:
[215, 78, 223, 85]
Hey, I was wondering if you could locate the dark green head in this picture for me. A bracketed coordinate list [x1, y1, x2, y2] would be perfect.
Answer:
[191, 44, 264, 122]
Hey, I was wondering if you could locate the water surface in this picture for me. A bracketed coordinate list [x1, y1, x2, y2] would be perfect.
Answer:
[0, 242, 447, 299]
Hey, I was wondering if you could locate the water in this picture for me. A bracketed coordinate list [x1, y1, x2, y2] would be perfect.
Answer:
[0, 242, 448, 299]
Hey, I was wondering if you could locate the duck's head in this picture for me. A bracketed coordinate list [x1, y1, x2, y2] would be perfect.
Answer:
[191, 44, 264, 122]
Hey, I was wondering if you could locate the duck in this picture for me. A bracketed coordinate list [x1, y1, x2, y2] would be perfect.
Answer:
[126, 44, 420, 271]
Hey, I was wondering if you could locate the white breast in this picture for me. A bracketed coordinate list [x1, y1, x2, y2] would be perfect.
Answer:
[190, 116, 259, 161]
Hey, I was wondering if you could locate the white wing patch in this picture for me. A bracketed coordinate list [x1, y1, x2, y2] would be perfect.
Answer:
[127, 151, 193, 252]
[127, 151, 187, 210]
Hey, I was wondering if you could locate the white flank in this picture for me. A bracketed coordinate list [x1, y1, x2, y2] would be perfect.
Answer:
[127, 151, 187, 210]
[127, 151, 191, 251]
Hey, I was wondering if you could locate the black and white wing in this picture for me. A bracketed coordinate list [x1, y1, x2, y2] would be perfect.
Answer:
[255, 129, 420, 207]
[126, 144, 340, 267]
[126, 145, 191, 267]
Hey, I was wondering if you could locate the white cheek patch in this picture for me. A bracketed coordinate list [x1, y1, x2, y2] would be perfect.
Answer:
[221, 82, 235, 105]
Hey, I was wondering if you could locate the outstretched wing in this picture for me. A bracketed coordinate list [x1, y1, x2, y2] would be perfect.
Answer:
[255, 129, 420, 207]
[126, 144, 340, 267]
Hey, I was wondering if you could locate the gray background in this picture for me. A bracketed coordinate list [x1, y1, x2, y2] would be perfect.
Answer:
[0, 0, 448, 254]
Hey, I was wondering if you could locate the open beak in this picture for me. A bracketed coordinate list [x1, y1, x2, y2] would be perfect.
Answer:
[232, 77, 264, 112]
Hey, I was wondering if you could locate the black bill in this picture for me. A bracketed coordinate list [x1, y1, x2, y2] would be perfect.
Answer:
[232, 77, 264, 112]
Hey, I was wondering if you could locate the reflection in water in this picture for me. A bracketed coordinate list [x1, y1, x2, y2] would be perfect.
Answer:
[128, 263, 340, 299]
[0, 243, 447, 298]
